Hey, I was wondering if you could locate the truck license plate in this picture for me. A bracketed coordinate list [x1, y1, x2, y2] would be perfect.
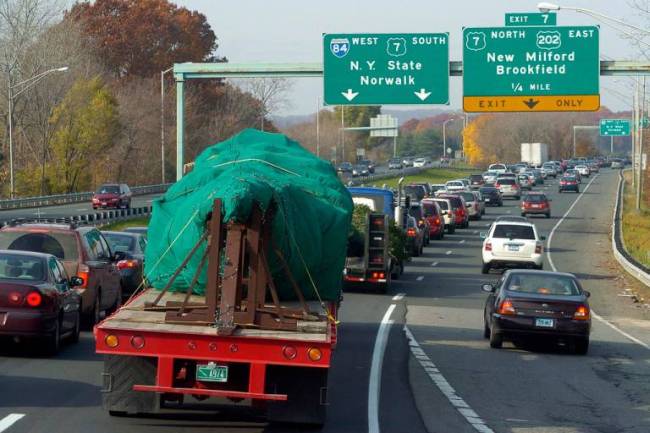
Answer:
[196, 363, 228, 383]
[535, 318, 554, 328]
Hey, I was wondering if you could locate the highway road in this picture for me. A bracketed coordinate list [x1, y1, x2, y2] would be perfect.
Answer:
[1, 168, 649, 433]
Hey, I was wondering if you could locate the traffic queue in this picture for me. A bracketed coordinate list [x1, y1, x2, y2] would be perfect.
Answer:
[345, 156, 612, 355]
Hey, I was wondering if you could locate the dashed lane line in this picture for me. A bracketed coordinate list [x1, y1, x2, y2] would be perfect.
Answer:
[459, 240, 465, 244]
[392, 293, 405, 301]
[404, 327, 494, 433]
[0, 414, 25, 433]
[445, 250, 452, 255]
[546, 174, 650, 351]
[416, 276, 424, 281]
[431, 262, 438, 267]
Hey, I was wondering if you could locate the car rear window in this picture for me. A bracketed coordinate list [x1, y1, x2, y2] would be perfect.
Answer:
[459, 192, 475, 202]
[524, 195, 546, 202]
[0, 231, 79, 260]
[408, 206, 423, 219]
[492, 224, 535, 240]
[422, 202, 439, 216]
[470, 175, 483, 181]
[563, 176, 577, 181]
[446, 197, 462, 208]
[0, 253, 45, 281]
[433, 200, 449, 210]
[506, 274, 581, 296]
[446, 181, 463, 187]
[480, 187, 497, 194]
[498, 179, 516, 185]
[103, 233, 136, 253]
[404, 186, 425, 201]
[97, 185, 119, 194]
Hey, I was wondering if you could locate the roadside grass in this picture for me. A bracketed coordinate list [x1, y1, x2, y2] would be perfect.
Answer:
[101, 216, 150, 231]
[621, 171, 650, 268]
[369, 166, 478, 189]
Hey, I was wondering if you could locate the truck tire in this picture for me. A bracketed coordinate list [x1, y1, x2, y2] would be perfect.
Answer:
[102, 355, 160, 416]
[267, 366, 328, 426]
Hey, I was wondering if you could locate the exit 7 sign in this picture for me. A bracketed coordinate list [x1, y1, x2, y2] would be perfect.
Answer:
[323, 33, 449, 105]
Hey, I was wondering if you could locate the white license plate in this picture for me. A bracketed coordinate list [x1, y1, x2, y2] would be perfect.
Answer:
[485, 198, 491, 202]
[535, 318, 554, 328]
[507, 245, 520, 252]
[532, 204, 540, 208]
[101, 202, 107, 206]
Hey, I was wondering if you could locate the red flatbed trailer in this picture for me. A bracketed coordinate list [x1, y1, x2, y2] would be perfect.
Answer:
[95, 200, 339, 425]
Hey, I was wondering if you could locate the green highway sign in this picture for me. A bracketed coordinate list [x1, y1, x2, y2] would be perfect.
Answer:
[463, 26, 600, 112]
[323, 33, 449, 105]
[600, 119, 630, 136]
[505, 12, 557, 27]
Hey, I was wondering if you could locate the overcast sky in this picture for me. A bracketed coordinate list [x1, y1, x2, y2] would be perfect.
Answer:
[176, 0, 647, 116]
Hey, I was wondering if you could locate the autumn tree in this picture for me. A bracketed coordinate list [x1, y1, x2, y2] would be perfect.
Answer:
[67, 0, 220, 79]
[47, 76, 119, 193]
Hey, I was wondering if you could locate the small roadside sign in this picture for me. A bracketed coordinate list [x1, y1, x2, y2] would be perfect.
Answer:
[600, 119, 630, 136]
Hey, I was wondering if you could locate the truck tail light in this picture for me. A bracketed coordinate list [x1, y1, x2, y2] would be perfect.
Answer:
[371, 272, 385, 279]
[105, 334, 119, 348]
[130, 335, 145, 349]
[498, 299, 516, 315]
[282, 345, 297, 360]
[26, 291, 42, 307]
[308, 347, 322, 362]
[574, 305, 590, 320]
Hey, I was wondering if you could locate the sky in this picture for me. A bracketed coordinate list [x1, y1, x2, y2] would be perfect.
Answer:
[176, 0, 647, 117]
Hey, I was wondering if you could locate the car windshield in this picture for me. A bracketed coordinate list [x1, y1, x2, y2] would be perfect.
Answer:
[506, 273, 581, 296]
[96, 185, 119, 194]
[102, 233, 136, 253]
[492, 224, 536, 240]
[0, 231, 79, 260]
[524, 195, 546, 202]
[0, 254, 45, 281]
[447, 181, 463, 187]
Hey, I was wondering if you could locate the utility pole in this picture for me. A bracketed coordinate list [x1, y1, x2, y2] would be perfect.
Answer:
[637, 76, 646, 210]
[316, 96, 320, 157]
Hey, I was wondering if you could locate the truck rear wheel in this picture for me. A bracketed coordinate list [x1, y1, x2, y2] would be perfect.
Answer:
[102, 355, 160, 416]
[266, 366, 328, 426]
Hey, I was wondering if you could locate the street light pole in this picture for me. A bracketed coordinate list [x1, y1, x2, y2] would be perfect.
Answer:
[7, 66, 68, 199]
[160, 67, 173, 184]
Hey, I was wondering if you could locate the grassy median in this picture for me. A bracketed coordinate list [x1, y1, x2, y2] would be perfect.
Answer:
[371, 166, 478, 189]
[101, 216, 150, 231]
[621, 171, 650, 267]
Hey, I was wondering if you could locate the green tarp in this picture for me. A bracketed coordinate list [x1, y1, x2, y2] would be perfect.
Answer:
[144, 129, 353, 302]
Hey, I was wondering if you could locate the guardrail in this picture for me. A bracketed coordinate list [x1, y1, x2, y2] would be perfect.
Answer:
[0, 184, 172, 210]
[0, 205, 153, 228]
[611, 169, 650, 287]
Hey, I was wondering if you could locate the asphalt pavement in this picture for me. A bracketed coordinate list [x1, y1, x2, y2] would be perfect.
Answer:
[1, 168, 648, 433]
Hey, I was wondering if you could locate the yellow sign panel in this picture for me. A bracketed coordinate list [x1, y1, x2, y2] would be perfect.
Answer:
[463, 95, 600, 113]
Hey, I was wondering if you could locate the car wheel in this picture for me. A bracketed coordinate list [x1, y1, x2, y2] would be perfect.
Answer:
[536, 264, 543, 270]
[483, 321, 491, 339]
[44, 319, 61, 355]
[70, 311, 81, 344]
[481, 263, 491, 274]
[447, 225, 455, 234]
[521, 213, 526, 217]
[88, 293, 101, 326]
[489, 328, 503, 349]
[498, 202, 503, 207]
[546, 213, 551, 219]
[576, 189, 580, 193]
[515, 196, 520, 200]
[558, 189, 562, 193]
[574, 338, 589, 355]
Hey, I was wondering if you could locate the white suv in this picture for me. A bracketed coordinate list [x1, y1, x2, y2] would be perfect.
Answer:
[445, 180, 467, 192]
[488, 163, 507, 174]
[480, 221, 545, 274]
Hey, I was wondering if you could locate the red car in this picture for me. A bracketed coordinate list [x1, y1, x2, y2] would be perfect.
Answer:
[0, 250, 83, 354]
[438, 194, 469, 229]
[521, 192, 551, 218]
[421, 199, 445, 240]
[92, 184, 132, 210]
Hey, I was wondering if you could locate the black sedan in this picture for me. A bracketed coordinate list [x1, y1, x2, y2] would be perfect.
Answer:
[0, 250, 82, 354]
[482, 270, 591, 354]
[101, 231, 146, 298]
[479, 186, 503, 207]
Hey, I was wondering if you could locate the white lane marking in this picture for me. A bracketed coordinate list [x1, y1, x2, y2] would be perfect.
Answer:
[459, 240, 466, 244]
[404, 326, 494, 433]
[76, 208, 87, 211]
[473, 230, 478, 234]
[484, 223, 490, 227]
[368, 304, 396, 433]
[0, 414, 25, 433]
[416, 276, 424, 281]
[547, 174, 650, 351]
[431, 262, 438, 267]
[392, 293, 405, 301]
[506, 210, 511, 214]
[445, 250, 452, 255]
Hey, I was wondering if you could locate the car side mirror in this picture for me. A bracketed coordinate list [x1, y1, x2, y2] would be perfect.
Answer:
[540, 235, 547, 241]
[113, 250, 127, 262]
[584, 290, 591, 298]
[481, 283, 495, 293]
[441, 210, 448, 215]
[466, 203, 472, 208]
[70, 276, 84, 287]
[479, 232, 487, 239]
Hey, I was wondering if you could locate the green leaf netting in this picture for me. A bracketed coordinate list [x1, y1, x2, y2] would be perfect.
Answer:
[144, 129, 353, 301]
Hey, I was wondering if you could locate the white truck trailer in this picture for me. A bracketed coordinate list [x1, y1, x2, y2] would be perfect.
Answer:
[521, 143, 549, 166]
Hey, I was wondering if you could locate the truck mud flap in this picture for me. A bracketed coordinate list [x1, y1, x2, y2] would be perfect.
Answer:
[102, 355, 160, 415]
[266, 366, 328, 426]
